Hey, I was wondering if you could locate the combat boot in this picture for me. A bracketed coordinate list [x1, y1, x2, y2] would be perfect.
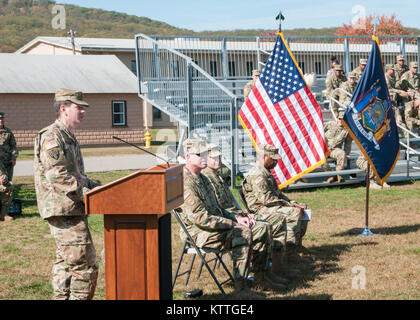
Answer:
[265, 269, 289, 285]
[326, 175, 337, 183]
[382, 182, 391, 188]
[337, 175, 345, 183]
[253, 272, 286, 291]
[369, 181, 382, 190]
[232, 279, 264, 299]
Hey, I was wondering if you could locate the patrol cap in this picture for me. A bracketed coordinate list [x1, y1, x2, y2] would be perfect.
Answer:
[334, 64, 343, 71]
[0, 112, 4, 118]
[348, 72, 357, 78]
[252, 69, 261, 76]
[360, 58, 367, 65]
[183, 138, 207, 155]
[396, 55, 405, 61]
[259, 144, 281, 160]
[207, 143, 222, 157]
[55, 89, 89, 107]
[410, 61, 418, 68]
[385, 64, 394, 71]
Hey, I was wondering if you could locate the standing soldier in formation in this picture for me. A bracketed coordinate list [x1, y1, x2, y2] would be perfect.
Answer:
[326, 64, 347, 118]
[202, 143, 288, 286]
[394, 55, 409, 82]
[243, 69, 260, 100]
[34, 89, 99, 300]
[322, 112, 353, 183]
[242, 144, 309, 274]
[0, 112, 18, 222]
[396, 61, 420, 109]
[179, 139, 284, 296]
[351, 58, 367, 82]
[339, 72, 358, 107]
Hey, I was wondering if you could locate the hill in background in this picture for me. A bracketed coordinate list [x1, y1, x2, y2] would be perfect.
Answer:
[1, 0, 419, 53]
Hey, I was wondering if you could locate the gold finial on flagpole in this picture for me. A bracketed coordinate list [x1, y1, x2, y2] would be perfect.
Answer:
[276, 11, 285, 33]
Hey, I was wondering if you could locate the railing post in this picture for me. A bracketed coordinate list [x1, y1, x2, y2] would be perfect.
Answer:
[153, 41, 160, 80]
[222, 37, 228, 80]
[256, 36, 261, 71]
[186, 62, 194, 137]
[400, 37, 406, 57]
[230, 98, 237, 188]
[417, 36, 420, 62]
[344, 37, 351, 76]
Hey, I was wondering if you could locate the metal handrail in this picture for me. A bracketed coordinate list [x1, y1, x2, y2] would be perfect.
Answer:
[135, 33, 236, 100]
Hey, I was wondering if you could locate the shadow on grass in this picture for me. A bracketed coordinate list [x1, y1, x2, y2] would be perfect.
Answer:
[333, 224, 420, 237]
[278, 241, 378, 295]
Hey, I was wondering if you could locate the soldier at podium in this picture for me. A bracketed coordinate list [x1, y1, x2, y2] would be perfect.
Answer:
[179, 139, 285, 296]
[34, 89, 100, 300]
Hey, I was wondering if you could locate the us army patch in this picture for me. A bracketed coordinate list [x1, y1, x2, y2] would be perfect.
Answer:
[45, 140, 58, 151]
[255, 176, 263, 185]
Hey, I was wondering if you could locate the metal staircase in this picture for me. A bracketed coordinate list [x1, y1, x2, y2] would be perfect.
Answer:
[135, 33, 420, 189]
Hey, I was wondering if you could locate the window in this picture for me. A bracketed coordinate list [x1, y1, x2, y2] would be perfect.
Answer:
[246, 61, 254, 76]
[228, 61, 236, 77]
[131, 60, 137, 75]
[112, 101, 127, 126]
[210, 61, 218, 77]
[153, 106, 162, 120]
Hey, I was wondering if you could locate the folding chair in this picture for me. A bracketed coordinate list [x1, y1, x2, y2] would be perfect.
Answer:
[172, 209, 234, 296]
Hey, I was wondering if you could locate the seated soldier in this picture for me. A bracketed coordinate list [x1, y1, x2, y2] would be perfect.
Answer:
[178, 139, 285, 295]
[405, 93, 420, 136]
[322, 111, 353, 183]
[241, 144, 310, 269]
[202, 143, 288, 284]
[356, 153, 390, 190]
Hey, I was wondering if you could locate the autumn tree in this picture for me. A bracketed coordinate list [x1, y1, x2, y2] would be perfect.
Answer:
[335, 14, 414, 43]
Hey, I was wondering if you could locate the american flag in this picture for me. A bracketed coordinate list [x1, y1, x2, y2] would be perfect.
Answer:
[238, 33, 329, 188]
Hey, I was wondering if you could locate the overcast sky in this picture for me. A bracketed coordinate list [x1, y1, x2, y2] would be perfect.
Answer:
[57, 0, 419, 31]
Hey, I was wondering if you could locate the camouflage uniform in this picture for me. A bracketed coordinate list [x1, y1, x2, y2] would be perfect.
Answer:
[326, 65, 347, 118]
[351, 59, 367, 82]
[356, 153, 374, 180]
[242, 146, 308, 249]
[323, 119, 352, 172]
[404, 98, 420, 135]
[339, 73, 357, 107]
[385, 64, 405, 129]
[393, 55, 409, 82]
[0, 113, 18, 221]
[34, 90, 99, 300]
[395, 62, 420, 110]
[180, 166, 272, 281]
[243, 69, 260, 99]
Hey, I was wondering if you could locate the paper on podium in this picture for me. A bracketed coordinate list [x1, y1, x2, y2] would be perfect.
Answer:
[300, 209, 311, 221]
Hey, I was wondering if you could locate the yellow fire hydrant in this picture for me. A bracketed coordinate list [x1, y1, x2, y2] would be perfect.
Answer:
[144, 128, 152, 148]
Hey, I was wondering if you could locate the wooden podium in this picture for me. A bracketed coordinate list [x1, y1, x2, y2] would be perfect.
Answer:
[85, 163, 184, 300]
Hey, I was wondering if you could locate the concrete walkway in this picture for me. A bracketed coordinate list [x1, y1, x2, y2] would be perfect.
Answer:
[14, 154, 168, 177]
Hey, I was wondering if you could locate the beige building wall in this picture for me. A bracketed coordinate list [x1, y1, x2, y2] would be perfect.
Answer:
[0, 93, 144, 147]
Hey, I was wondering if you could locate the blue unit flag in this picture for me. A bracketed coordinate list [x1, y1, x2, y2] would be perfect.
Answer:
[343, 36, 400, 184]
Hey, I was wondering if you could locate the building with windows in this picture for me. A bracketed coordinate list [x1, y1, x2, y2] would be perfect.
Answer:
[0, 53, 144, 147]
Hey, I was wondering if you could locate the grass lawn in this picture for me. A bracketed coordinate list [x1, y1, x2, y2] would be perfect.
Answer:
[0, 171, 419, 300]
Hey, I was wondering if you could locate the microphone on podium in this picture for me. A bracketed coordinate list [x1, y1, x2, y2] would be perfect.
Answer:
[112, 136, 170, 168]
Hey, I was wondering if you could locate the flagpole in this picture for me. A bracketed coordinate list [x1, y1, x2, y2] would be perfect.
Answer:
[360, 17, 379, 237]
